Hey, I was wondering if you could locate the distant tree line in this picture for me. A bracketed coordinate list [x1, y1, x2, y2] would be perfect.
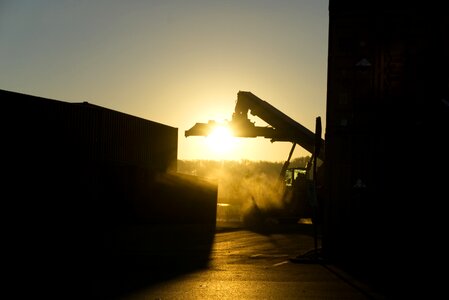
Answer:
[177, 156, 310, 180]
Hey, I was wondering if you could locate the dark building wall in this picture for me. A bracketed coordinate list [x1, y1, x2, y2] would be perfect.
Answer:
[324, 1, 448, 295]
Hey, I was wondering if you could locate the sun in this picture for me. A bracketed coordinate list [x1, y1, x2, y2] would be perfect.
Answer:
[206, 124, 236, 154]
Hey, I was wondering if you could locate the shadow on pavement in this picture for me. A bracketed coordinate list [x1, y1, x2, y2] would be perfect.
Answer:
[104, 226, 215, 299]
[23, 224, 216, 299]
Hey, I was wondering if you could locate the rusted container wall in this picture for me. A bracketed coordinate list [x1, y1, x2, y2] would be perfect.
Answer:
[324, 1, 448, 295]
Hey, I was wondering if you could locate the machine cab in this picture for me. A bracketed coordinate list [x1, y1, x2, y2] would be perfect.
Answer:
[284, 167, 307, 187]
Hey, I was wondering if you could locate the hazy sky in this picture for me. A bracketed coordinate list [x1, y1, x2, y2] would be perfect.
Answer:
[0, 0, 329, 162]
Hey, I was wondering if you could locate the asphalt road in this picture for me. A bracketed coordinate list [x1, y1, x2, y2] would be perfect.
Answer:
[119, 227, 380, 300]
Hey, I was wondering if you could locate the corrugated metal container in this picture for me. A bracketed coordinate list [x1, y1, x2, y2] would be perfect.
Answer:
[2, 89, 177, 171]
[324, 1, 448, 295]
[2, 89, 218, 296]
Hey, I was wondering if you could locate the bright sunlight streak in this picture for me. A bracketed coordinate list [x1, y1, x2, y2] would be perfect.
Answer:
[206, 124, 236, 154]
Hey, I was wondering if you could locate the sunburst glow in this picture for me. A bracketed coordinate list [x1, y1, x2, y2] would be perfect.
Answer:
[206, 125, 236, 154]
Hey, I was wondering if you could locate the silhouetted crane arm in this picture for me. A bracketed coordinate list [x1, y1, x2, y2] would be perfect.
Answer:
[185, 91, 325, 160]
[231, 91, 324, 160]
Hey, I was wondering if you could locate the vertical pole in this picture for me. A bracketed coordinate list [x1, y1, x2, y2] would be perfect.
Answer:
[313, 117, 322, 255]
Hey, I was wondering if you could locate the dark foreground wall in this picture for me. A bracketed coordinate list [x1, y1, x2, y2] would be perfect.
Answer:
[324, 1, 449, 297]
[1, 89, 217, 298]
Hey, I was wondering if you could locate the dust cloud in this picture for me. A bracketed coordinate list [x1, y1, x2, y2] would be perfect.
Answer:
[177, 159, 308, 225]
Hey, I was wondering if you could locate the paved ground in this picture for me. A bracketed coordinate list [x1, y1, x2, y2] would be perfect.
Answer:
[118, 226, 386, 300]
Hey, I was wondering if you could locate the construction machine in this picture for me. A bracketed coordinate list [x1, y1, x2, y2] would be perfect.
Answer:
[185, 91, 324, 226]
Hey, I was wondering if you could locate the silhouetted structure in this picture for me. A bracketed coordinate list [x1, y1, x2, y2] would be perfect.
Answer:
[324, 1, 448, 297]
[1, 89, 217, 298]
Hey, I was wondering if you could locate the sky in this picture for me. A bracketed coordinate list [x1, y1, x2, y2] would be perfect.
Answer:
[0, 0, 329, 162]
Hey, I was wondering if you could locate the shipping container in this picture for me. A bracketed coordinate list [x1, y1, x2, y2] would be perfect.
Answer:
[1, 89, 218, 297]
